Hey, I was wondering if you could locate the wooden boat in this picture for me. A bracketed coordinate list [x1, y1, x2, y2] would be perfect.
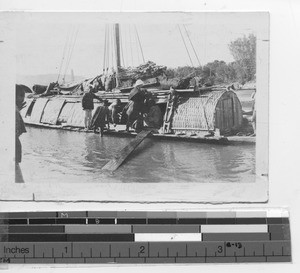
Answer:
[19, 24, 255, 145]
[20, 86, 255, 145]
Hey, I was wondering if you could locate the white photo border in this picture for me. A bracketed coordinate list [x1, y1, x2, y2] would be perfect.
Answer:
[0, 11, 269, 203]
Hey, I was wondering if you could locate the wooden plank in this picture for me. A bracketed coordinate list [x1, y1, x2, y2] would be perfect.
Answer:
[20, 99, 33, 118]
[102, 130, 152, 172]
[29, 98, 49, 123]
[41, 99, 66, 125]
[172, 127, 210, 131]
[58, 102, 76, 124]
[174, 89, 195, 92]
[20, 99, 34, 123]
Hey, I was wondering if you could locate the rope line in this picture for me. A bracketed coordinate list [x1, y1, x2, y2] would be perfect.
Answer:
[57, 28, 71, 83]
[134, 27, 140, 65]
[119, 25, 125, 67]
[183, 24, 201, 67]
[110, 25, 114, 71]
[178, 24, 194, 67]
[134, 25, 145, 63]
[129, 25, 134, 66]
[62, 28, 75, 81]
[63, 26, 79, 82]
[103, 25, 108, 72]
[106, 25, 110, 72]
[123, 25, 129, 67]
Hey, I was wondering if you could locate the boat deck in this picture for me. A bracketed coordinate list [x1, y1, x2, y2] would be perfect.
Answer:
[25, 122, 255, 145]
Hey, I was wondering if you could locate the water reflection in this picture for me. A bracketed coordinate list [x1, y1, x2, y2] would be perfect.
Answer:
[22, 127, 255, 183]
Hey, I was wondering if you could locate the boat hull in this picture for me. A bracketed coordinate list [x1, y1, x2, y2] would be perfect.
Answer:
[21, 90, 254, 145]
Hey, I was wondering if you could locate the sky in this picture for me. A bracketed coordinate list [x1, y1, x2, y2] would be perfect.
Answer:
[12, 12, 267, 78]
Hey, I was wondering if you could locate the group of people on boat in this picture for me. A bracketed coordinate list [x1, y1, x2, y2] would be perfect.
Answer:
[81, 79, 163, 136]
[92, 69, 119, 92]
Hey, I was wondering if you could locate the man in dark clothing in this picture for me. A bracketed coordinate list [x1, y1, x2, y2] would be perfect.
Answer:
[125, 79, 148, 131]
[16, 85, 27, 183]
[90, 100, 110, 136]
[82, 85, 102, 130]
[144, 99, 163, 129]
[128, 79, 147, 105]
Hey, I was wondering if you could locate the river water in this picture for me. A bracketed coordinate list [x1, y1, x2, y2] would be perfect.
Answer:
[20, 127, 255, 184]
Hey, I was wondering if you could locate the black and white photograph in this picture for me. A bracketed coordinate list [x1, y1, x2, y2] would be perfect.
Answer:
[1, 12, 269, 202]
[1, 0, 300, 270]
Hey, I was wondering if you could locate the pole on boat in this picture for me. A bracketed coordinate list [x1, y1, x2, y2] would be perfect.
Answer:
[114, 23, 121, 88]
[102, 130, 152, 172]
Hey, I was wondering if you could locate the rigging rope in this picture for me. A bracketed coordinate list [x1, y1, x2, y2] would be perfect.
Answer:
[123, 25, 129, 67]
[134, 25, 145, 64]
[178, 25, 194, 67]
[62, 29, 75, 82]
[119, 25, 125, 67]
[106, 25, 110, 72]
[129, 25, 134, 66]
[57, 28, 71, 83]
[183, 24, 201, 67]
[63, 26, 79, 82]
[110, 25, 115, 71]
[103, 25, 108, 72]
[203, 13, 207, 68]
[64, 27, 79, 81]
[134, 27, 140, 65]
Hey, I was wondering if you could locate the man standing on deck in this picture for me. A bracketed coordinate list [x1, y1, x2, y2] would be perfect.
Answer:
[15, 85, 27, 183]
[125, 79, 148, 131]
[128, 79, 147, 104]
[82, 84, 102, 131]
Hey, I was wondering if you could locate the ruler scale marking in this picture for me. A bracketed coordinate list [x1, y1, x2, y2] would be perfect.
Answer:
[0, 210, 291, 263]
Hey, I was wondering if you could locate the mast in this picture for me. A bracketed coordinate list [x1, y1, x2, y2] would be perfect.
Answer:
[114, 24, 121, 87]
